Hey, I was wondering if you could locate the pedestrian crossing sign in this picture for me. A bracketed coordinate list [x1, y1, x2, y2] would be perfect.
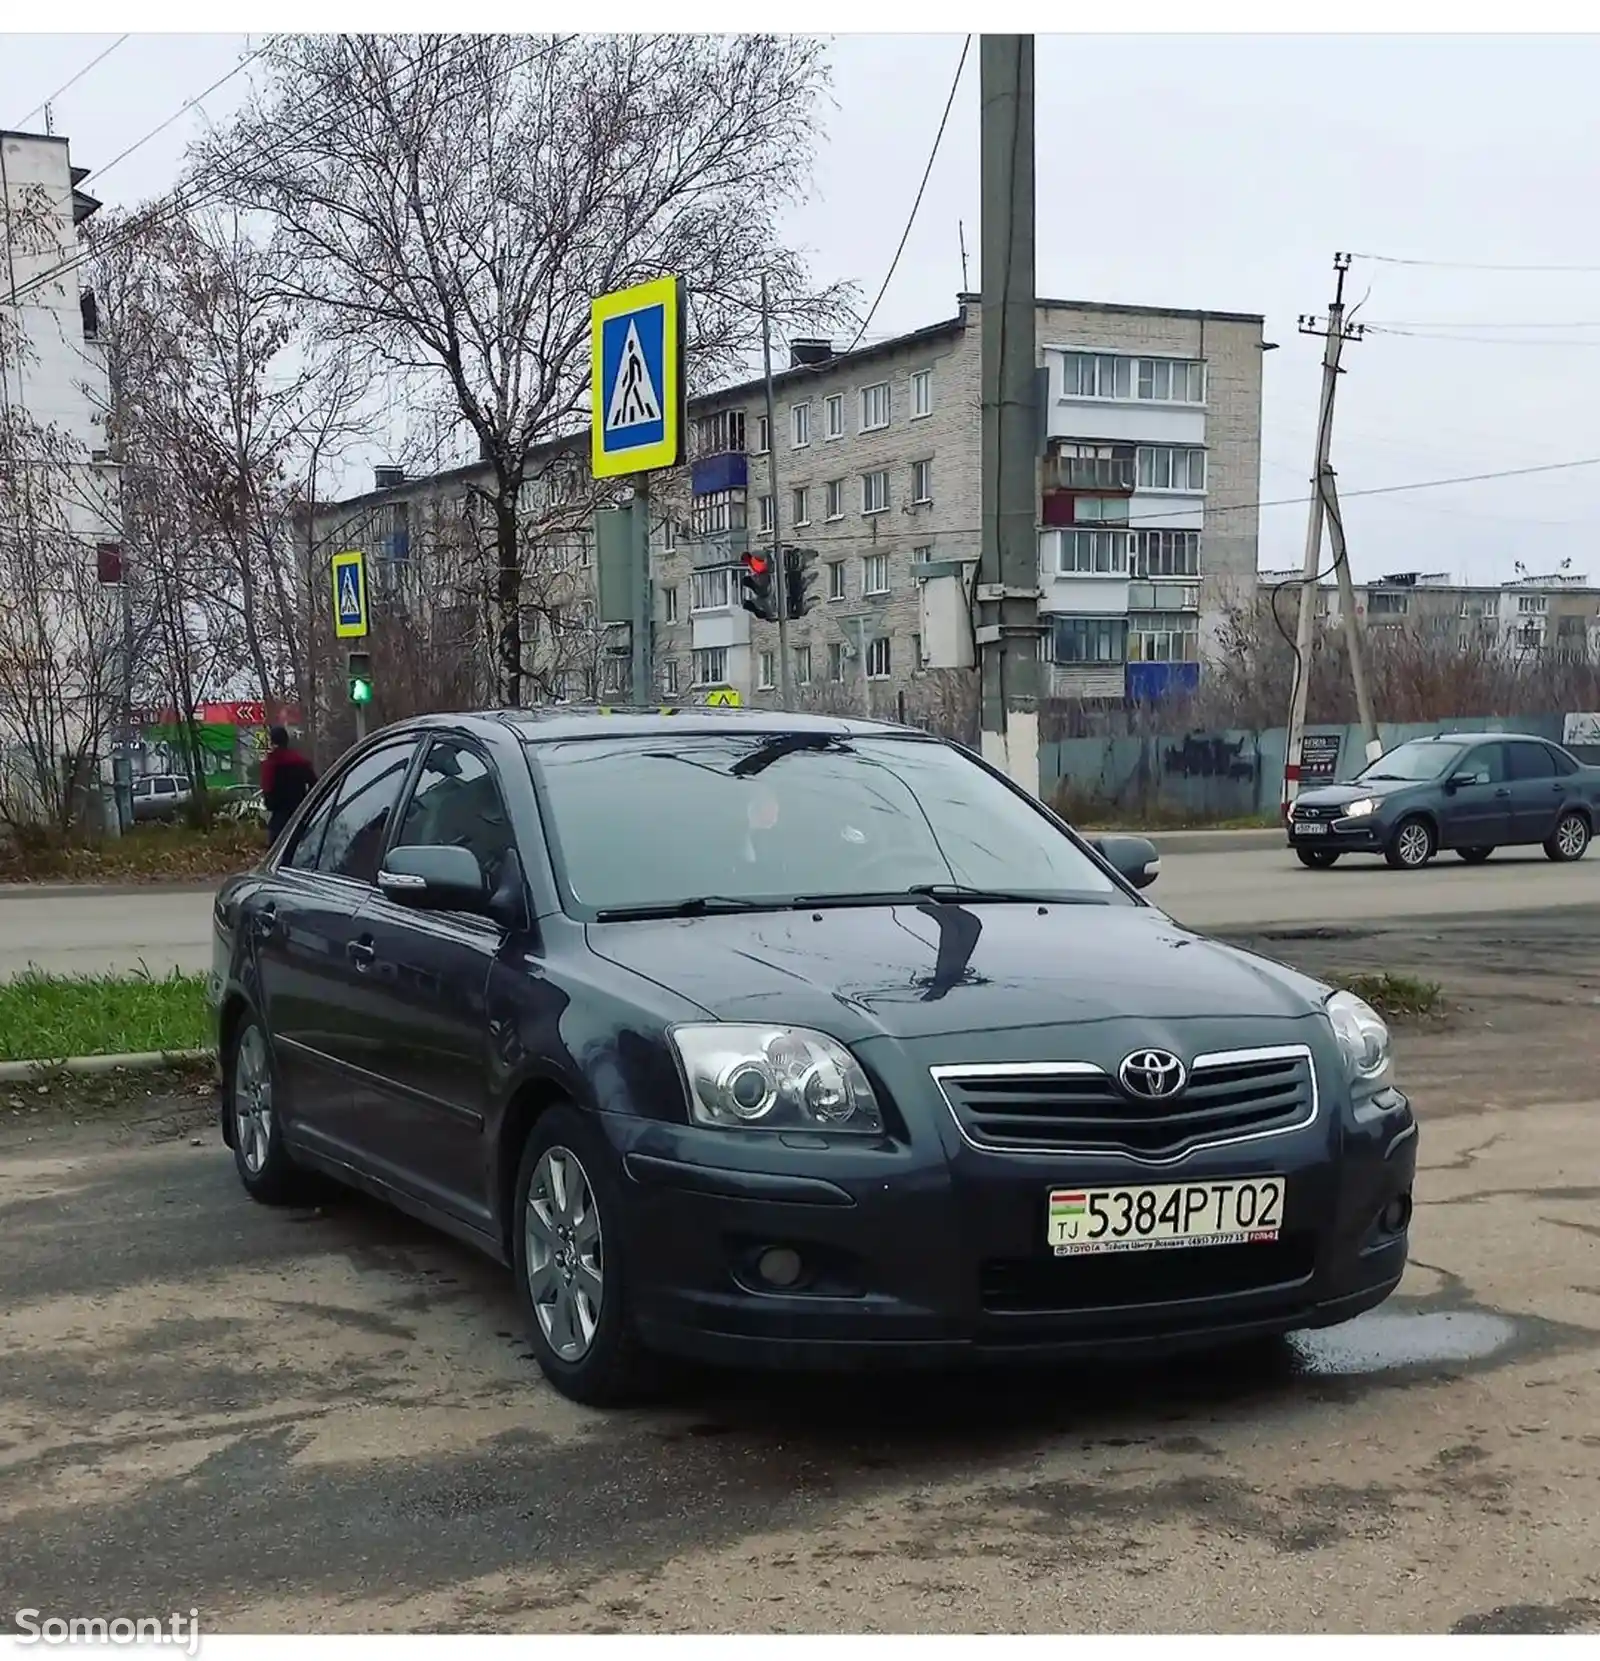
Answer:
[591, 275, 685, 480]
[331, 549, 369, 639]
[703, 687, 742, 707]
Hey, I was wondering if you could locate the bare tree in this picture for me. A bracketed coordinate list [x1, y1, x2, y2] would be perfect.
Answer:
[202, 32, 851, 705]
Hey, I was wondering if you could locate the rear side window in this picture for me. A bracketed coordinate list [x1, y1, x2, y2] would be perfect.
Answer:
[1551, 747, 1580, 776]
[1506, 742, 1555, 781]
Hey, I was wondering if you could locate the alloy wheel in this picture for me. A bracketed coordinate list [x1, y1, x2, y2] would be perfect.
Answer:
[1397, 822, 1432, 867]
[524, 1146, 604, 1361]
[1558, 814, 1589, 859]
[233, 1026, 273, 1175]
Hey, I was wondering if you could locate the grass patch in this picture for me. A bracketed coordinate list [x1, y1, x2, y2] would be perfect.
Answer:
[1330, 969, 1444, 1023]
[0, 821, 263, 886]
[0, 968, 212, 1063]
[1050, 788, 1276, 832]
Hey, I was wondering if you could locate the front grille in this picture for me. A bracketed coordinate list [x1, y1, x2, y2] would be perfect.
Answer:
[934, 1049, 1315, 1161]
[1292, 803, 1343, 822]
[980, 1235, 1316, 1314]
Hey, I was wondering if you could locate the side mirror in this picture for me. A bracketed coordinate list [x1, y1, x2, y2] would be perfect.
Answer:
[1092, 833, 1161, 891]
[378, 844, 488, 913]
[1442, 775, 1460, 795]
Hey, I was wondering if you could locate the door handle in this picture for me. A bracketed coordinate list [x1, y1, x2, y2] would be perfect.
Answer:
[347, 937, 376, 969]
[1494, 787, 1511, 798]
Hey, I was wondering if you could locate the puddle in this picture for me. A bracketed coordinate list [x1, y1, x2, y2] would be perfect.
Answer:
[1289, 1309, 1520, 1376]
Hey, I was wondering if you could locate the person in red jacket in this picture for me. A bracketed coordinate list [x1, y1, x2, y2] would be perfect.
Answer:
[260, 726, 316, 843]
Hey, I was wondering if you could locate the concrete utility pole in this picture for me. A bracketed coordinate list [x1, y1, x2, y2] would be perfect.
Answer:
[1283, 252, 1377, 814]
[759, 273, 794, 704]
[976, 34, 1041, 796]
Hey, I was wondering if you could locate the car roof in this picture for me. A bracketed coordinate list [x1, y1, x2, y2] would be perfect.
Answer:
[1408, 731, 1559, 746]
[384, 706, 933, 744]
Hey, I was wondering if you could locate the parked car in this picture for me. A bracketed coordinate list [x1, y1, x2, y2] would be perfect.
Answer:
[1288, 732, 1598, 870]
[211, 709, 1415, 1405]
[131, 773, 192, 823]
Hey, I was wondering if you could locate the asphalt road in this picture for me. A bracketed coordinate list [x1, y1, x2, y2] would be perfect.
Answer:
[1, 911, 1598, 1632]
[5, 843, 1600, 981]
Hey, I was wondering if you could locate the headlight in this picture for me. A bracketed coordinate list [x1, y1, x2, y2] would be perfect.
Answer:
[1324, 989, 1393, 1097]
[669, 1024, 884, 1134]
[1343, 797, 1378, 819]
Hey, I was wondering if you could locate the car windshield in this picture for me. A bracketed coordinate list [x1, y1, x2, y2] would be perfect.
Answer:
[525, 732, 1128, 916]
[1357, 741, 1466, 782]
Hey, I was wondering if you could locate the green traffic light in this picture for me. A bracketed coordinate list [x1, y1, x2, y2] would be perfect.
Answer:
[349, 677, 373, 705]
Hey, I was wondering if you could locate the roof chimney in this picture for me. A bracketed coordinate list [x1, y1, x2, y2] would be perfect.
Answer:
[789, 338, 834, 370]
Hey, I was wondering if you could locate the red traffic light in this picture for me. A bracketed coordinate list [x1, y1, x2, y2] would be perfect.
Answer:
[742, 552, 770, 575]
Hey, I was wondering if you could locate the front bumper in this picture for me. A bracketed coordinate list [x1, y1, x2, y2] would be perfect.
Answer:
[609, 1089, 1418, 1371]
[1287, 812, 1388, 852]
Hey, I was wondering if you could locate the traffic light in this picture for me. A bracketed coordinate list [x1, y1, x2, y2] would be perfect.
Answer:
[784, 547, 816, 620]
[739, 551, 777, 621]
[347, 649, 373, 705]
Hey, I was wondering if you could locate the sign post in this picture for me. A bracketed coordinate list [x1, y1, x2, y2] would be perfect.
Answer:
[331, 550, 371, 739]
[591, 275, 685, 705]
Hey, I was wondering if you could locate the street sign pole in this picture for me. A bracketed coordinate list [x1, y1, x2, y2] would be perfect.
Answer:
[630, 477, 653, 705]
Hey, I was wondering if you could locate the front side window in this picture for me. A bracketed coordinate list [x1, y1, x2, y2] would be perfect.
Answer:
[395, 740, 516, 893]
[526, 733, 1126, 916]
[301, 740, 417, 882]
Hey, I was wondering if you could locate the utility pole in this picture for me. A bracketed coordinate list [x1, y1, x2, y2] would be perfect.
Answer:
[759, 273, 794, 705]
[1283, 252, 1377, 815]
[976, 33, 1041, 796]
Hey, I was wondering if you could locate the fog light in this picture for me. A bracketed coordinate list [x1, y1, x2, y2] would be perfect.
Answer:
[757, 1246, 804, 1288]
[1381, 1193, 1413, 1234]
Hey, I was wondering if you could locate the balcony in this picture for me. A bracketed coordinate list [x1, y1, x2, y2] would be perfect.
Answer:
[1044, 455, 1136, 493]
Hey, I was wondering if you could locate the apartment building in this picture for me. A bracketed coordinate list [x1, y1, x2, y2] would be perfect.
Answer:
[654, 292, 1266, 710]
[1260, 568, 1600, 660]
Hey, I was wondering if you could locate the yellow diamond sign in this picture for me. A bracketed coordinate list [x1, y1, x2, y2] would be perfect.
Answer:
[703, 688, 742, 707]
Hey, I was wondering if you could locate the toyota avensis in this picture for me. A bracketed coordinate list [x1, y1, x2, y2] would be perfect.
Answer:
[211, 709, 1416, 1405]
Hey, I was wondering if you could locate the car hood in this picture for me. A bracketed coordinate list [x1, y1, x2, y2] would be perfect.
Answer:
[584, 902, 1329, 1044]
[1294, 777, 1417, 808]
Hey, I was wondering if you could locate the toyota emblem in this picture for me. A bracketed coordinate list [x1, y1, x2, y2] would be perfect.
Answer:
[1118, 1048, 1187, 1100]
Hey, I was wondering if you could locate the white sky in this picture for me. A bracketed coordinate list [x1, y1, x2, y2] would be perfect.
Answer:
[4, 26, 1599, 584]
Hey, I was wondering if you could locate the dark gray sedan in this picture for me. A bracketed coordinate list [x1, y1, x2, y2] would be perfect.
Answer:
[1288, 732, 1598, 870]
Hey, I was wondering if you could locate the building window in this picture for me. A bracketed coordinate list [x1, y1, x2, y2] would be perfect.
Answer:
[825, 479, 844, 520]
[663, 585, 679, 623]
[824, 394, 844, 440]
[1061, 352, 1133, 400]
[913, 632, 926, 668]
[861, 470, 889, 514]
[866, 636, 892, 679]
[1518, 593, 1549, 614]
[1052, 615, 1128, 665]
[693, 646, 729, 686]
[754, 414, 770, 454]
[1074, 496, 1129, 526]
[758, 649, 777, 690]
[662, 519, 679, 552]
[694, 409, 746, 456]
[758, 493, 775, 534]
[691, 568, 732, 612]
[791, 403, 810, 448]
[827, 560, 847, 601]
[1135, 446, 1207, 492]
[859, 382, 891, 432]
[911, 368, 932, 419]
[795, 644, 812, 685]
[828, 641, 846, 681]
[792, 486, 811, 527]
[863, 552, 890, 595]
[662, 659, 680, 694]
[910, 459, 932, 505]
[1127, 610, 1200, 663]
[1057, 529, 1129, 576]
[1132, 529, 1201, 578]
[1368, 590, 1409, 616]
[693, 490, 747, 535]
[913, 544, 934, 566]
[1137, 358, 1206, 403]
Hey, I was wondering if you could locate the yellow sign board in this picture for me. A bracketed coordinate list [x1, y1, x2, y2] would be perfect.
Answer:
[590, 275, 684, 480]
[331, 549, 369, 639]
[703, 688, 742, 708]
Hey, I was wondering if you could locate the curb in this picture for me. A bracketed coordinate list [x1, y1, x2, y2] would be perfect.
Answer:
[0, 882, 220, 900]
[0, 1048, 215, 1083]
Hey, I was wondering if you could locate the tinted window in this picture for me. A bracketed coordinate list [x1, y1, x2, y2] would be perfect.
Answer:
[1507, 741, 1556, 781]
[395, 740, 517, 892]
[133, 780, 152, 799]
[526, 732, 1125, 914]
[1552, 746, 1580, 776]
[1454, 745, 1504, 786]
[156, 779, 177, 797]
[1358, 741, 1465, 783]
[312, 742, 416, 883]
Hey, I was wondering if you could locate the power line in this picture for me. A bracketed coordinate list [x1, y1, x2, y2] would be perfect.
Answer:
[1365, 317, 1600, 330]
[1350, 251, 1600, 273]
[1366, 325, 1600, 347]
[8, 35, 131, 132]
[841, 34, 971, 356]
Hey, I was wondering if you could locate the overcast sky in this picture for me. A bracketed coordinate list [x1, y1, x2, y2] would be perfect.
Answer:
[4, 30, 1597, 584]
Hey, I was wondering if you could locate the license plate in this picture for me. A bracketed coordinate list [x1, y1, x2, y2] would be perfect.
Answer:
[1295, 821, 1328, 836]
[1047, 1178, 1285, 1256]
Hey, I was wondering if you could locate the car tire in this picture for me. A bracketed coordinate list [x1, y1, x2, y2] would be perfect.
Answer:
[1385, 816, 1436, 870]
[1544, 810, 1591, 863]
[511, 1104, 656, 1407]
[1295, 848, 1340, 869]
[1456, 846, 1494, 864]
[226, 1015, 311, 1206]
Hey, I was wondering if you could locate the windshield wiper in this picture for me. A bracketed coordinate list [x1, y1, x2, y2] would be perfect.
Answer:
[792, 883, 1089, 909]
[592, 895, 793, 922]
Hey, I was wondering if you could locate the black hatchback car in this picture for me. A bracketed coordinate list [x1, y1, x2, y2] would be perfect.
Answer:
[212, 709, 1416, 1405]
[1288, 731, 1598, 870]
